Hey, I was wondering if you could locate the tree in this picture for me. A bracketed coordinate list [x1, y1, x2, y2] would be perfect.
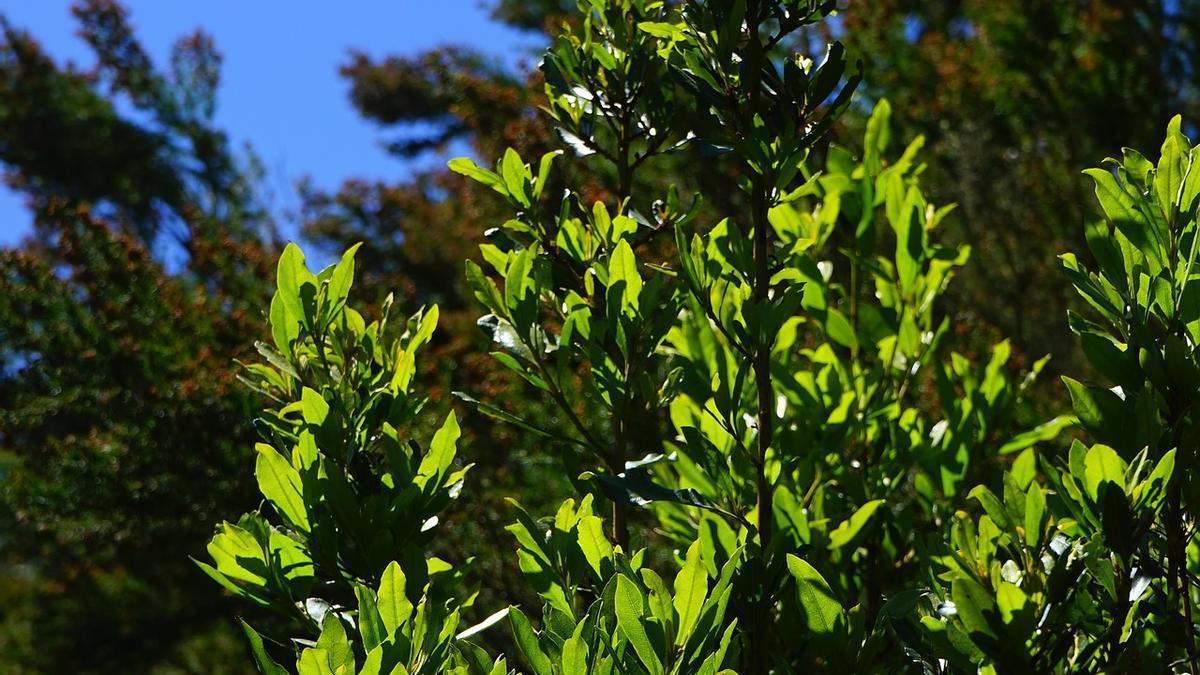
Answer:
[321, 1, 1200, 391]
[208, 2, 1084, 673]
[0, 1, 274, 671]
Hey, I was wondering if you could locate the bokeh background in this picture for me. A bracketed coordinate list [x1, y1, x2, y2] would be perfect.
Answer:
[1, 1, 1197, 672]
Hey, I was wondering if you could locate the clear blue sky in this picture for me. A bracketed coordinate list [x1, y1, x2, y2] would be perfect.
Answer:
[0, 1, 543, 246]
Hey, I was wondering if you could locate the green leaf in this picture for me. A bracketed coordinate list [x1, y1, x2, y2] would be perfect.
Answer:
[1084, 444, 1126, 501]
[296, 648, 335, 675]
[416, 412, 460, 491]
[828, 499, 884, 549]
[513, 549, 573, 620]
[239, 620, 288, 675]
[673, 540, 708, 646]
[255, 443, 309, 533]
[378, 561, 413, 637]
[1025, 484, 1047, 549]
[890, 184, 924, 291]
[269, 292, 299, 354]
[448, 157, 506, 195]
[207, 521, 267, 578]
[1183, 146, 1200, 215]
[1011, 448, 1038, 489]
[968, 486, 1013, 533]
[325, 243, 362, 313]
[300, 387, 329, 426]
[453, 392, 587, 447]
[501, 148, 531, 207]
[824, 309, 858, 350]
[995, 581, 1029, 628]
[612, 214, 638, 242]
[616, 575, 664, 675]
[276, 242, 319, 330]
[593, 201, 613, 244]
[1063, 376, 1133, 451]
[576, 515, 613, 577]
[695, 621, 738, 675]
[637, 21, 685, 40]
[952, 576, 997, 640]
[998, 415, 1076, 455]
[589, 470, 743, 524]
[195, 559, 268, 606]
[465, 260, 506, 316]
[863, 98, 892, 175]
[358, 649, 383, 675]
[508, 607, 553, 675]
[1136, 449, 1176, 509]
[1084, 168, 1166, 269]
[641, 568, 673, 637]
[391, 305, 439, 393]
[1084, 218, 1127, 289]
[608, 239, 642, 315]
[479, 314, 536, 363]
[561, 620, 589, 675]
[1157, 129, 1187, 218]
[355, 584, 385, 652]
[316, 615, 354, 674]
[533, 150, 562, 200]
[786, 555, 843, 635]
[504, 245, 536, 316]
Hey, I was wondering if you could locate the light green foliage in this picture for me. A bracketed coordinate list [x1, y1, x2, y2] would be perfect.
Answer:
[1049, 115, 1200, 669]
[897, 117, 1200, 672]
[659, 98, 1049, 539]
[457, 496, 740, 675]
[205, 1, 1200, 673]
[202, 243, 469, 674]
[449, 0, 718, 554]
[448, 0, 1056, 672]
[905, 459, 1090, 672]
[903, 442, 1179, 672]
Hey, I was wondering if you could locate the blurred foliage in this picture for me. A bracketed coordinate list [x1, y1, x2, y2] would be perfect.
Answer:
[0, 1, 273, 672]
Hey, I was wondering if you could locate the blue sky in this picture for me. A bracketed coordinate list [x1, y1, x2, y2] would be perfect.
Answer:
[0, 1, 543, 246]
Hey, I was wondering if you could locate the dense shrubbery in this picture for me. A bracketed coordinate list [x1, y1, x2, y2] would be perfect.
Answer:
[2, 1, 1199, 672]
[199, 0, 1200, 672]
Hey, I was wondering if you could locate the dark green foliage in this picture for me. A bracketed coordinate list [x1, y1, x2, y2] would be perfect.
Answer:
[0, 2, 275, 672]
[0, 20, 183, 232]
[0, 212, 265, 673]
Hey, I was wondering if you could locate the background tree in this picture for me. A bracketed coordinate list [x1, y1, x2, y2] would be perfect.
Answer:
[0, 1, 273, 671]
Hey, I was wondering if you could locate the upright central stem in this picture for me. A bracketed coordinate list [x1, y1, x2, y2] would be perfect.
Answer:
[610, 112, 635, 551]
[748, 173, 776, 675]
[1169, 494, 1198, 672]
[751, 175, 775, 550]
[741, 6, 776, 671]
[612, 384, 630, 548]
